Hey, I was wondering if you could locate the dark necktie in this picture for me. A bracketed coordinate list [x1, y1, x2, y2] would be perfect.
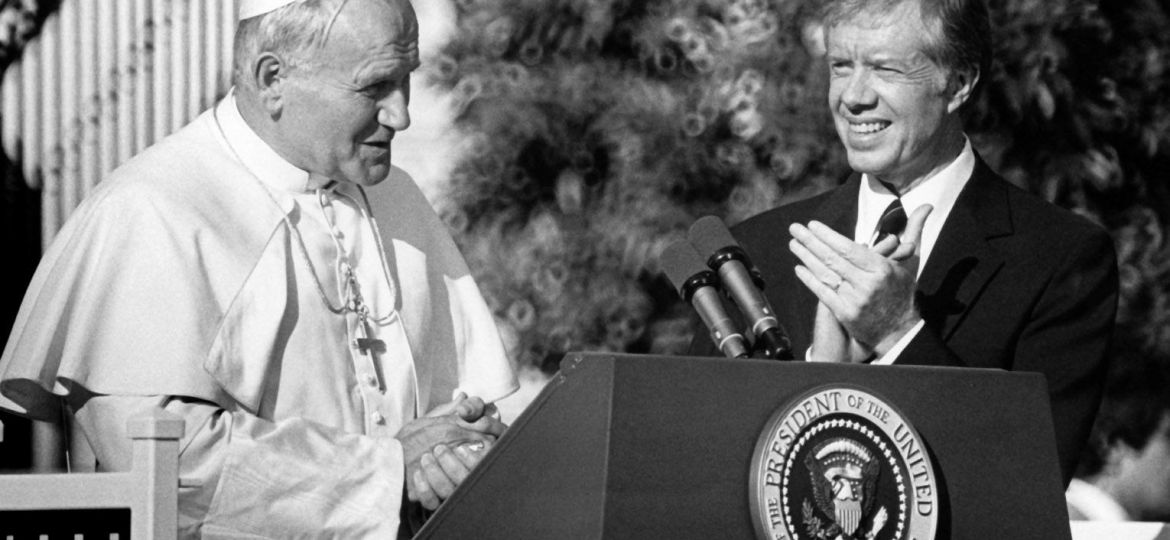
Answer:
[872, 181, 906, 245]
[862, 182, 908, 365]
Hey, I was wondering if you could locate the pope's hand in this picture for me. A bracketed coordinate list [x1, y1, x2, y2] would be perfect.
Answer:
[397, 392, 505, 510]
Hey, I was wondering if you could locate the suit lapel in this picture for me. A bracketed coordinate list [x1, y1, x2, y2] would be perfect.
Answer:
[916, 158, 1011, 340]
[818, 173, 861, 236]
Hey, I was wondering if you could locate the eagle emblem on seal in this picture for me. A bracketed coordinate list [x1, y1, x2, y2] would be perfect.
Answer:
[803, 438, 888, 540]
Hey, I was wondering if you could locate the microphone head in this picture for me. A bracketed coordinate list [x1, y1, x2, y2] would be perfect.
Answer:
[659, 241, 711, 295]
[688, 215, 739, 256]
[688, 215, 765, 288]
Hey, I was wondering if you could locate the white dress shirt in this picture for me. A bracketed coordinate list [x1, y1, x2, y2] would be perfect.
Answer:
[857, 138, 974, 364]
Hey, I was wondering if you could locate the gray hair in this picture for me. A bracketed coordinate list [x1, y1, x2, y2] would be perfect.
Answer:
[820, 0, 992, 91]
[232, 0, 350, 90]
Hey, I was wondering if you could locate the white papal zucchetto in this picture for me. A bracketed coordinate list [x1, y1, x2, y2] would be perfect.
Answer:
[238, 0, 302, 20]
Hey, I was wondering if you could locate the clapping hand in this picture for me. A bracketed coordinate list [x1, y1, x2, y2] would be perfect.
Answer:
[791, 205, 932, 361]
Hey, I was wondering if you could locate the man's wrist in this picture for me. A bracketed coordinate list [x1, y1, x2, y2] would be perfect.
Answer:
[872, 316, 923, 357]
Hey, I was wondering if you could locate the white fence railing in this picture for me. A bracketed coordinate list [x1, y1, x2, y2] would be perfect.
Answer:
[1, 0, 237, 249]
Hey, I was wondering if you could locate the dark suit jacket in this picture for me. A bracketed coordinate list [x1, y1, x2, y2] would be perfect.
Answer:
[691, 157, 1119, 485]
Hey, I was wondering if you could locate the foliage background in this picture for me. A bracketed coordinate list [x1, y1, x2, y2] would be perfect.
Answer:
[428, 0, 1170, 374]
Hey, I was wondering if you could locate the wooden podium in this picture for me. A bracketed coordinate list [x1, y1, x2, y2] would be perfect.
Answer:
[416, 353, 1071, 539]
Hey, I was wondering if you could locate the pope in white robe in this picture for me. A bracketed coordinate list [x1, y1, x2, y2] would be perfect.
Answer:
[0, 0, 516, 536]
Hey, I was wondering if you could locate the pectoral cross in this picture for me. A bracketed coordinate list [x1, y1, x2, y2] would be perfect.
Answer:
[344, 265, 387, 358]
[350, 308, 386, 359]
[354, 335, 386, 355]
[349, 286, 387, 392]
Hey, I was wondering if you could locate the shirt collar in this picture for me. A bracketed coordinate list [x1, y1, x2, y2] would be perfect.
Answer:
[214, 90, 333, 194]
[855, 138, 975, 272]
[1066, 478, 1131, 521]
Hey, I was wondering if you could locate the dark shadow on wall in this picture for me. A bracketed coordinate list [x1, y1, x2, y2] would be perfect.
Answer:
[0, 140, 41, 472]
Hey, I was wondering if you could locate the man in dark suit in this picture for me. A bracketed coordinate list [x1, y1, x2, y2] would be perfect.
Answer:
[697, 0, 1118, 485]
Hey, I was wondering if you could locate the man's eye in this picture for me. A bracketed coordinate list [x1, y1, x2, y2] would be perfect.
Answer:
[361, 82, 390, 97]
[362, 79, 401, 97]
[361, 76, 409, 99]
[829, 62, 852, 75]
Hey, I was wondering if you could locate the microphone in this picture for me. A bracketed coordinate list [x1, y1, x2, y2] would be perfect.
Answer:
[688, 216, 794, 360]
[660, 241, 749, 359]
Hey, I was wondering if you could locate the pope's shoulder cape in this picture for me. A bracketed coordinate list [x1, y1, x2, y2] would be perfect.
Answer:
[0, 107, 515, 421]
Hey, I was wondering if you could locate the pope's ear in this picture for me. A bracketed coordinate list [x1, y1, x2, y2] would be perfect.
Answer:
[946, 67, 980, 114]
[251, 52, 287, 116]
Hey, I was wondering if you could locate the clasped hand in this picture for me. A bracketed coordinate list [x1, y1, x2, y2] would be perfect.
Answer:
[396, 392, 505, 510]
[789, 205, 933, 361]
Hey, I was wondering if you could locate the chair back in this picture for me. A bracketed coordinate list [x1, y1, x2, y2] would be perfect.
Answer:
[0, 410, 184, 540]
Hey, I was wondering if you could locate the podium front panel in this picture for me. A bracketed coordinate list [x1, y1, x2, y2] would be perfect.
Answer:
[417, 353, 1070, 540]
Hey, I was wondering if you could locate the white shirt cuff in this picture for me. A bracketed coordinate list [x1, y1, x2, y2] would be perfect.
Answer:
[870, 320, 925, 365]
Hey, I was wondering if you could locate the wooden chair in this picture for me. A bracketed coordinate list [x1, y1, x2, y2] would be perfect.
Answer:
[0, 410, 184, 539]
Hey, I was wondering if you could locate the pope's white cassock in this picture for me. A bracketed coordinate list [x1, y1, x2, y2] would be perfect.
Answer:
[0, 93, 517, 537]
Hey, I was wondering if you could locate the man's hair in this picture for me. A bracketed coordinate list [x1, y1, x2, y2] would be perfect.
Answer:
[232, 0, 350, 90]
[819, 0, 992, 92]
[1077, 350, 1170, 477]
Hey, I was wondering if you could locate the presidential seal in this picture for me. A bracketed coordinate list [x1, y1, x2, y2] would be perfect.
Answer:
[749, 386, 938, 540]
